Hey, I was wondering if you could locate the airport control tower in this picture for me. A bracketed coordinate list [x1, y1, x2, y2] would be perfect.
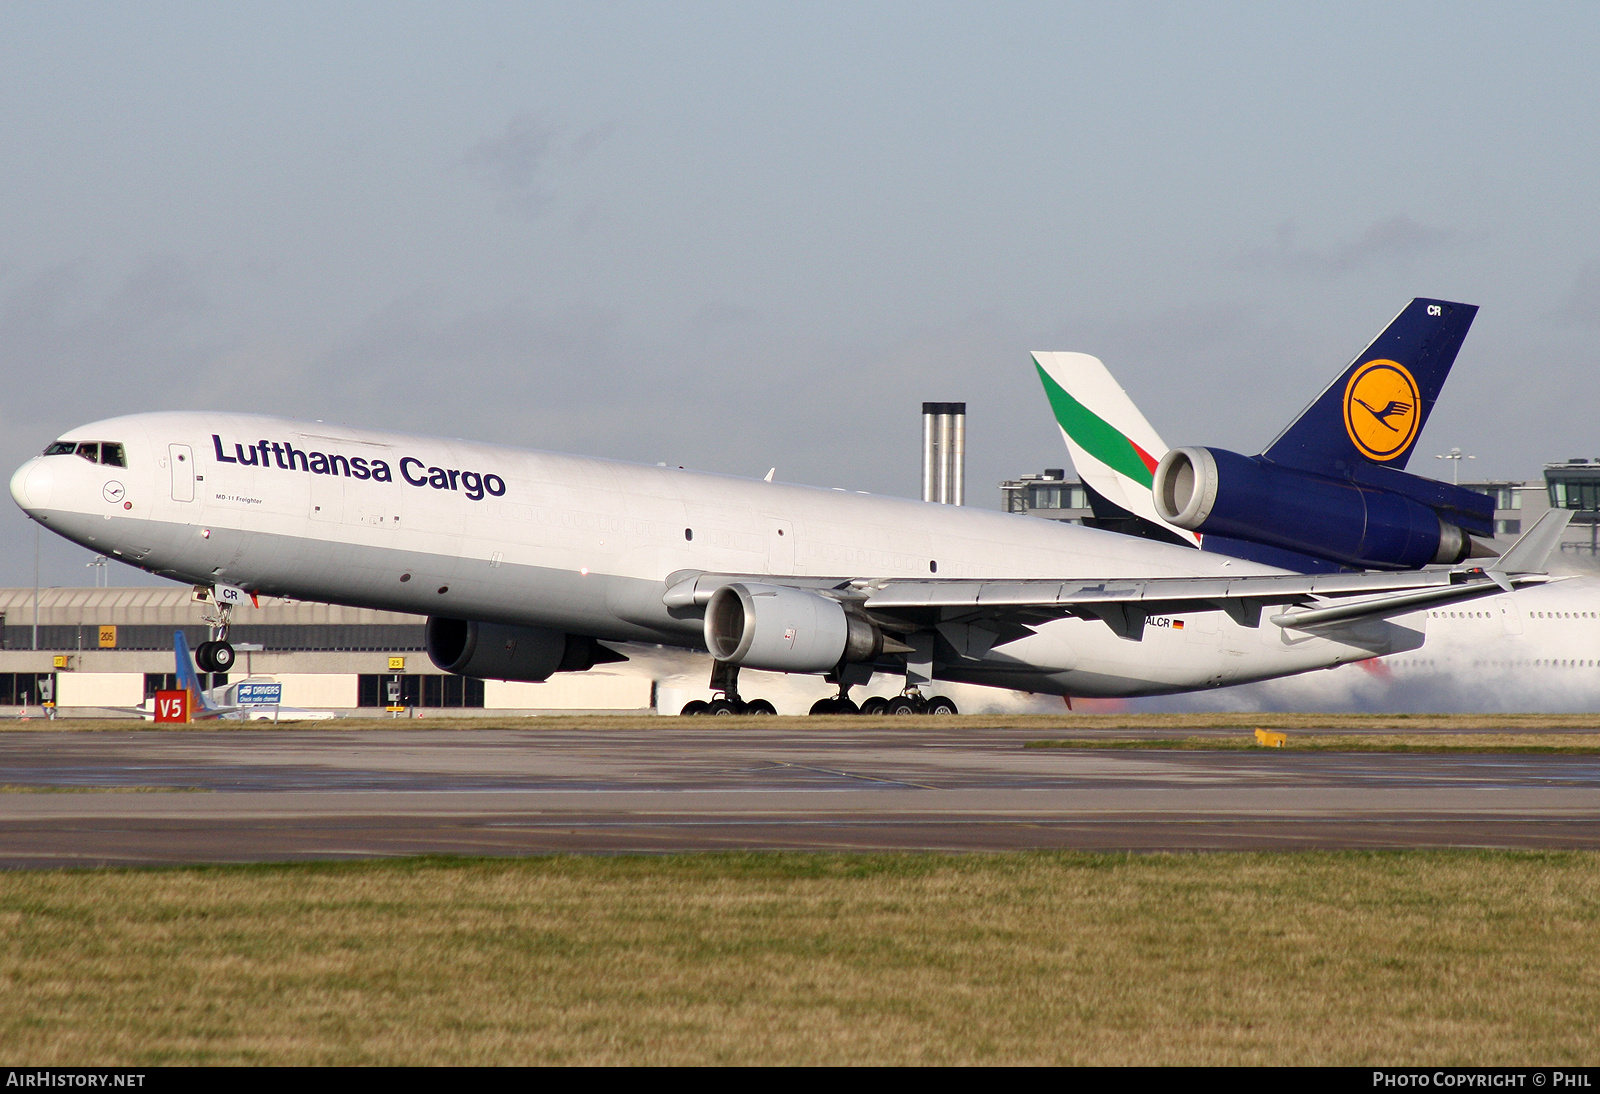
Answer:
[1545, 458, 1600, 556]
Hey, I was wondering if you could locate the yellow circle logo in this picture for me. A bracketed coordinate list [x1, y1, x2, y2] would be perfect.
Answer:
[1343, 359, 1421, 461]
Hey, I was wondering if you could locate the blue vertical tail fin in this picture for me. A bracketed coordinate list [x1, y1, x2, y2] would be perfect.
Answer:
[172, 631, 216, 713]
[1262, 298, 1477, 473]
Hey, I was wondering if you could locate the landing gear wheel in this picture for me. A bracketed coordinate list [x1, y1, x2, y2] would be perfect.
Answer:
[194, 640, 224, 673]
[680, 700, 710, 715]
[745, 699, 777, 715]
[832, 697, 859, 714]
[924, 695, 958, 715]
[208, 641, 236, 673]
[708, 698, 743, 715]
[809, 698, 838, 715]
[887, 696, 922, 715]
[860, 696, 889, 716]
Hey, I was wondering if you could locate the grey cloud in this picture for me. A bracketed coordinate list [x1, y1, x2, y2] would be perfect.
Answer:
[1036, 302, 1322, 455]
[1550, 261, 1600, 328]
[0, 257, 219, 588]
[310, 292, 631, 446]
[1054, 303, 1254, 364]
[569, 121, 617, 159]
[689, 301, 757, 342]
[1243, 216, 1456, 278]
[462, 113, 555, 219]
[0, 257, 212, 426]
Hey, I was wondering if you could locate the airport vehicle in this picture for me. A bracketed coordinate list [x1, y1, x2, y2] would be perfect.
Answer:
[1035, 298, 1498, 573]
[8, 361, 1562, 713]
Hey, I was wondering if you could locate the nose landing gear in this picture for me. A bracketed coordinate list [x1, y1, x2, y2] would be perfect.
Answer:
[194, 640, 236, 674]
[194, 586, 238, 674]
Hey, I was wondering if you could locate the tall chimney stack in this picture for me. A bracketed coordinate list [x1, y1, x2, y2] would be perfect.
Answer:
[921, 402, 966, 504]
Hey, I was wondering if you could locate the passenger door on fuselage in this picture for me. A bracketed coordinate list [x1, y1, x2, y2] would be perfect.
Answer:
[169, 444, 195, 503]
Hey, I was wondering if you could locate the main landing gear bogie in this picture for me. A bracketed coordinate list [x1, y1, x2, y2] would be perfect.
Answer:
[679, 697, 777, 716]
[681, 693, 957, 716]
[676, 656, 957, 716]
[863, 694, 958, 716]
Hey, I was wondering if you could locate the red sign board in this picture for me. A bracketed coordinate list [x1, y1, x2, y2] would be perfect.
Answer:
[154, 690, 190, 724]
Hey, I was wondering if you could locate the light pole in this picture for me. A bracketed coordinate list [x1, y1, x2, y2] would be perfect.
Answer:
[1434, 447, 1476, 485]
[85, 555, 108, 588]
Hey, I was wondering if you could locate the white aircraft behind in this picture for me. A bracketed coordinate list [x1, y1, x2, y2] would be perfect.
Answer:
[7, 318, 1565, 715]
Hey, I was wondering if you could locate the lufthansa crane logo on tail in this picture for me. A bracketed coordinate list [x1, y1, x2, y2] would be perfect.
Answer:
[1343, 359, 1421, 461]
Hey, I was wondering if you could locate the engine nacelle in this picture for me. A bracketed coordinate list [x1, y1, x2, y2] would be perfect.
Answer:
[426, 617, 609, 682]
[703, 583, 882, 672]
[1153, 446, 1471, 570]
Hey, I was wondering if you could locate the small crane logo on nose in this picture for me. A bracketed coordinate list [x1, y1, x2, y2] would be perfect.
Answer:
[103, 482, 125, 504]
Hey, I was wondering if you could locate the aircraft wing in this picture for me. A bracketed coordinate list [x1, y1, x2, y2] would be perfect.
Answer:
[669, 566, 1537, 640]
[664, 511, 1570, 641]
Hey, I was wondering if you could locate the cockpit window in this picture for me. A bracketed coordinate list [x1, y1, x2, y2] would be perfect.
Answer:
[41, 440, 126, 466]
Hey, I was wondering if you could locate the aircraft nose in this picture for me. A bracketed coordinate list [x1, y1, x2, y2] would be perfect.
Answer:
[9, 458, 53, 513]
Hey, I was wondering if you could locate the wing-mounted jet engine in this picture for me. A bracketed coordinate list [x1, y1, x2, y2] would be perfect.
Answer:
[703, 582, 883, 672]
[426, 617, 626, 683]
[1034, 298, 1497, 573]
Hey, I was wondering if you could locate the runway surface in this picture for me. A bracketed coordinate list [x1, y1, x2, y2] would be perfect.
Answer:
[5, 724, 1600, 865]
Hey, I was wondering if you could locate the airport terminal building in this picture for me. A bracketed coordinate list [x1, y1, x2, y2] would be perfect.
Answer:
[0, 586, 650, 717]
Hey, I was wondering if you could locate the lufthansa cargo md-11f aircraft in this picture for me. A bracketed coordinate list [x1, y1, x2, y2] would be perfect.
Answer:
[7, 313, 1567, 714]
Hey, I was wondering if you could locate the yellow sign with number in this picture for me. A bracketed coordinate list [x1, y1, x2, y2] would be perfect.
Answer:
[388, 656, 406, 671]
[98, 625, 117, 648]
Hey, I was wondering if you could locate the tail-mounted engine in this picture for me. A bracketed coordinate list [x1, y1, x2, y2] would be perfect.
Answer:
[1153, 446, 1476, 570]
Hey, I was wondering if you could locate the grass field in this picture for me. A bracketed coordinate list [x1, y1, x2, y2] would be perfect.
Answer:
[4, 851, 1600, 1065]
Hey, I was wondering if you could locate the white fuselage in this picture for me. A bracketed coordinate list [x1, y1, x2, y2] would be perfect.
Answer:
[9, 412, 1430, 698]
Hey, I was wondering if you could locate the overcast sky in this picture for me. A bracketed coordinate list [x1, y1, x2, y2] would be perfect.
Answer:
[4, 2, 1598, 587]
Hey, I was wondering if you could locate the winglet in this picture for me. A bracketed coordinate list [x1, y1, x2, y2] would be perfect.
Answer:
[1485, 508, 1574, 581]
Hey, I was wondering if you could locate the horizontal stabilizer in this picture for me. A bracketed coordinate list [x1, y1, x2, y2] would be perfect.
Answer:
[1273, 512, 1573, 628]
[1489, 508, 1573, 577]
[1269, 582, 1508, 629]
